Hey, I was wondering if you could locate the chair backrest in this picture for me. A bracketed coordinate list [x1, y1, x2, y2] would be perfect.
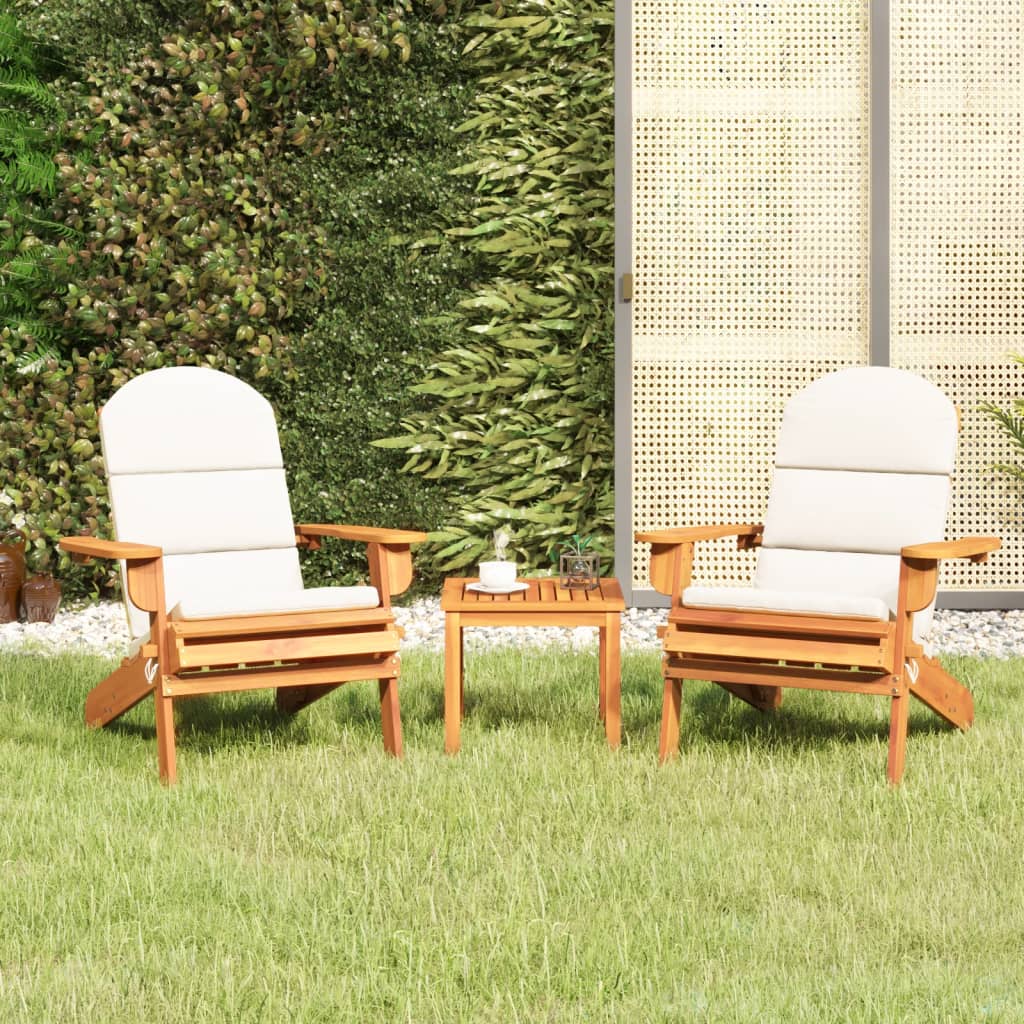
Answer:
[100, 367, 302, 636]
[755, 367, 958, 634]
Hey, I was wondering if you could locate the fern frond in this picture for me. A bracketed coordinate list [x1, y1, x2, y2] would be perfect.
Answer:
[981, 403, 1024, 458]
[0, 16, 36, 72]
[0, 149, 56, 196]
[989, 463, 1024, 484]
[14, 339, 61, 374]
[981, 356, 1024, 481]
[0, 68, 59, 115]
[23, 213, 80, 242]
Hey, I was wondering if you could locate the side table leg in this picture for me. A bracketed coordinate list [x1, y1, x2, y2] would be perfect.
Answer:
[601, 613, 621, 750]
[598, 622, 607, 722]
[445, 613, 462, 755]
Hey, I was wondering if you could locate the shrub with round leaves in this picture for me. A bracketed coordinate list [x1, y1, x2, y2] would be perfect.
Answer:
[1, 0, 444, 592]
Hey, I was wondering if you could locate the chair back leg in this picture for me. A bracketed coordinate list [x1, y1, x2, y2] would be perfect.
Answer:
[912, 657, 974, 730]
[85, 653, 154, 728]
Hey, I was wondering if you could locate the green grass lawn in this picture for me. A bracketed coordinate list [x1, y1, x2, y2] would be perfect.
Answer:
[1, 648, 1022, 1022]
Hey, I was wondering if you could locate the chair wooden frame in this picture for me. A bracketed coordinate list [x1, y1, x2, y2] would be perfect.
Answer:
[61, 524, 426, 784]
[637, 525, 1001, 783]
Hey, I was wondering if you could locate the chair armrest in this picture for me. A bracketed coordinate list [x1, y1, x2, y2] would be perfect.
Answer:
[295, 524, 428, 546]
[60, 536, 165, 613]
[897, 536, 1002, 615]
[635, 524, 763, 545]
[294, 523, 426, 601]
[60, 537, 163, 562]
[634, 525, 763, 600]
[901, 536, 1001, 564]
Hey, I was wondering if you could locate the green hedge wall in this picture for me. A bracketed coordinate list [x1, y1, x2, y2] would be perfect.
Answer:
[3, 1, 478, 596]
[3, 0, 614, 597]
[272, 11, 485, 589]
[378, 0, 615, 576]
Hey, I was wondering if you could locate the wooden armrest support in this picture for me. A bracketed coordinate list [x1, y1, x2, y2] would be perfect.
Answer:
[295, 524, 428, 547]
[901, 536, 1001, 564]
[60, 536, 163, 562]
[635, 524, 763, 545]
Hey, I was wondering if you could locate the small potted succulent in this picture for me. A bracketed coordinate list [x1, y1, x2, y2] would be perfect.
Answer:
[557, 534, 600, 591]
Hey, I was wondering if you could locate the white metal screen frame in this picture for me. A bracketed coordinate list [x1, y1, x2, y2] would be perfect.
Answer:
[615, 0, 1024, 609]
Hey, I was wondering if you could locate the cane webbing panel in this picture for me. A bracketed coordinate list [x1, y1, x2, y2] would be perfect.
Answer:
[630, 2, 870, 590]
[890, 0, 1024, 590]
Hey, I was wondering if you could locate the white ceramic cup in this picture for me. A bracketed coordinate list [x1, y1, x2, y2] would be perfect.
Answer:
[478, 560, 517, 589]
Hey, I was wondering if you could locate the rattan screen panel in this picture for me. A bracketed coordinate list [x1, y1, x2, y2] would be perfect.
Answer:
[890, 0, 1024, 590]
[630, 1, 869, 591]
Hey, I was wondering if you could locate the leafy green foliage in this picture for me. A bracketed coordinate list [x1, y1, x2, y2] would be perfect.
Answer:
[377, 0, 615, 574]
[0, 13, 70, 353]
[272, 15, 484, 587]
[980, 354, 1024, 484]
[13, 0, 204, 70]
[0, 14, 92, 583]
[1, 1, 453, 594]
[4, 0, 614, 595]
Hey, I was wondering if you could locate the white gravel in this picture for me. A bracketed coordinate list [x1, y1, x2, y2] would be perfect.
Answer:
[1, 599, 1022, 659]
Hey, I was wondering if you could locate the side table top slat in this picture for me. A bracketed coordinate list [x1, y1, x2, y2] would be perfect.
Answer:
[441, 577, 625, 613]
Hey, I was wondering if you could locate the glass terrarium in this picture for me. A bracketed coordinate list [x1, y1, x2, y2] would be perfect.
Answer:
[558, 535, 600, 591]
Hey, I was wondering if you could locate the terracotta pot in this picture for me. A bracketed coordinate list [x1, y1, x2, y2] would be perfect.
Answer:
[21, 573, 62, 624]
[0, 529, 26, 624]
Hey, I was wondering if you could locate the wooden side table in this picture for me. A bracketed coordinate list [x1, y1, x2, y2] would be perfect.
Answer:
[440, 577, 626, 754]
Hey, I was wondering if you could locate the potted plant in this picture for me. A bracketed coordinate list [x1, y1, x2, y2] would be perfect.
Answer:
[0, 528, 26, 623]
[557, 534, 600, 591]
[20, 545, 62, 624]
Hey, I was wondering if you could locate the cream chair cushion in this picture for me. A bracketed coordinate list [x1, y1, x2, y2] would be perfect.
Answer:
[681, 367, 958, 640]
[683, 586, 889, 622]
[100, 367, 381, 637]
[170, 586, 380, 621]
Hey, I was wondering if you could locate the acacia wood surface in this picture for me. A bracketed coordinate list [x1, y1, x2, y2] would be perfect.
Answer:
[442, 577, 625, 753]
[296, 523, 428, 545]
[634, 524, 763, 544]
[441, 577, 625, 614]
[60, 536, 163, 560]
[164, 653, 400, 698]
[173, 628, 401, 671]
[900, 536, 1001, 562]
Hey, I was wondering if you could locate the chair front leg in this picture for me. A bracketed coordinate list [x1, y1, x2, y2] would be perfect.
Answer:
[658, 674, 683, 763]
[886, 684, 909, 785]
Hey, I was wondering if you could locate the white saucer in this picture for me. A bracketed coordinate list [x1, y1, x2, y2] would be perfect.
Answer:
[466, 581, 530, 595]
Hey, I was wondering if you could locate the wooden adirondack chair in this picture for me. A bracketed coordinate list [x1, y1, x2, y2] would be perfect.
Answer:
[636, 367, 1000, 784]
[61, 367, 426, 783]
